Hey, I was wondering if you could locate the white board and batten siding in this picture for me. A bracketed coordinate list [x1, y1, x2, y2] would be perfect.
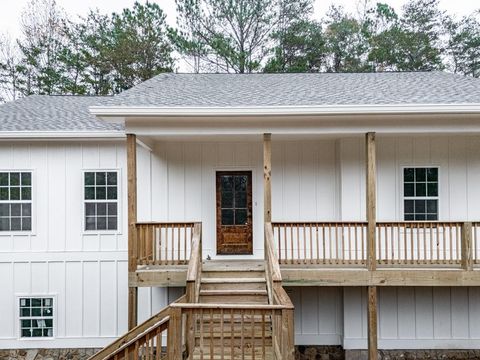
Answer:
[0, 141, 130, 348]
[2, 135, 480, 349]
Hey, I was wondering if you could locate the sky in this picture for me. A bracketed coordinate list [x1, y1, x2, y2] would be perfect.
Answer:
[0, 0, 479, 38]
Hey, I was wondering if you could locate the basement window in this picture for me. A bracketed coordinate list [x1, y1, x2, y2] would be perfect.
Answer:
[84, 171, 118, 231]
[19, 297, 54, 338]
[0, 172, 32, 231]
[403, 167, 438, 221]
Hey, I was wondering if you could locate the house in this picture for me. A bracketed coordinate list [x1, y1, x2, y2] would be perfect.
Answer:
[1, 72, 480, 360]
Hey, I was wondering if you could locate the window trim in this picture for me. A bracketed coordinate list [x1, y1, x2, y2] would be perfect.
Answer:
[401, 165, 440, 221]
[0, 169, 36, 235]
[16, 294, 57, 340]
[82, 169, 122, 235]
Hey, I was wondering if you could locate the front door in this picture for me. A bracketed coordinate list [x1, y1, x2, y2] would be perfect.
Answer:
[216, 171, 253, 255]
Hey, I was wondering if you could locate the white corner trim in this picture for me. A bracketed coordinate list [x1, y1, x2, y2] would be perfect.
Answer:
[89, 104, 480, 117]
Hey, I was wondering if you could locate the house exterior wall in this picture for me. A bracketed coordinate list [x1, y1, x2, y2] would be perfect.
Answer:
[1, 135, 480, 350]
[0, 141, 129, 349]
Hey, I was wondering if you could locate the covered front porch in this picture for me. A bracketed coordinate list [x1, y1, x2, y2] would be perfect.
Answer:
[126, 131, 480, 286]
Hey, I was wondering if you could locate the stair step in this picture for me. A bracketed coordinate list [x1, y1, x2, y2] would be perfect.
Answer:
[199, 295, 268, 304]
[202, 270, 265, 278]
[190, 347, 274, 360]
[201, 282, 267, 291]
[202, 260, 265, 273]
[201, 277, 266, 284]
[200, 289, 268, 296]
[195, 337, 273, 347]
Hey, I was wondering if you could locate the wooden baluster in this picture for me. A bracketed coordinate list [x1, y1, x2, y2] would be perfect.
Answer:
[380, 224, 391, 264]
[347, 224, 352, 262]
[361, 224, 365, 264]
[177, 226, 181, 264]
[449, 225, 453, 264]
[277, 226, 282, 264]
[308, 224, 314, 264]
[322, 225, 326, 264]
[390, 224, 394, 264]
[335, 223, 340, 264]
[296, 224, 300, 264]
[290, 225, 294, 265]
[442, 224, 446, 263]
[409, 223, 414, 265]
[220, 309, 224, 360]
[198, 308, 204, 360]
[262, 310, 266, 359]
[283, 226, 287, 264]
[354, 224, 359, 264]
[328, 225, 332, 264]
[230, 309, 234, 359]
[240, 310, 245, 360]
[209, 309, 213, 360]
[377, 224, 382, 264]
[436, 224, 440, 263]
[415, 223, 419, 263]
[251, 309, 255, 360]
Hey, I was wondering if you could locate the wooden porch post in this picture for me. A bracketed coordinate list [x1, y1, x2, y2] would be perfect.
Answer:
[264, 133, 272, 224]
[461, 222, 473, 271]
[366, 132, 377, 360]
[368, 286, 378, 360]
[127, 134, 138, 330]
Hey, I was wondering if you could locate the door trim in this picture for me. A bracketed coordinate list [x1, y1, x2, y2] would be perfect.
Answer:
[215, 170, 254, 255]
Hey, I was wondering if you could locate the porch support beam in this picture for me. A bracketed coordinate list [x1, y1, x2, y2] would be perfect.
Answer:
[263, 133, 272, 223]
[127, 133, 138, 330]
[368, 286, 378, 360]
[366, 132, 377, 271]
[366, 132, 377, 360]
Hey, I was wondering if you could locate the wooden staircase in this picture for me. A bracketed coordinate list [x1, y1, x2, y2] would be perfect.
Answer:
[89, 223, 293, 360]
[189, 260, 273, 359]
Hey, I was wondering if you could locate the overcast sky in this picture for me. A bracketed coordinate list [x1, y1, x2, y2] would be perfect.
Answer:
[0, 0, 479, 38]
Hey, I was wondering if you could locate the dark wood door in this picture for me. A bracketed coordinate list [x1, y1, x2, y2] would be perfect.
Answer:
[216, 171, 253, 255]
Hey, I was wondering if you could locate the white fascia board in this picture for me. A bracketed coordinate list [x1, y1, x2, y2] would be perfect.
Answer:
[0, 131, 125, 139]
[89, 103, 480, 117]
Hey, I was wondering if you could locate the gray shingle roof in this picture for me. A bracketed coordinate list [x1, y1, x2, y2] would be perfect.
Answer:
[0, 95, 123, 132]
[109, 71, 480, 107]
[1, 72, 480, 133]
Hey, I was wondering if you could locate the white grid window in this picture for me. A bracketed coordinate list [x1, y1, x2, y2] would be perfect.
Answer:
[84, 171, 118, 231]
[403, 167, 438, 221]
[0, 172, 32, 231]
[19, 297, 53, 338]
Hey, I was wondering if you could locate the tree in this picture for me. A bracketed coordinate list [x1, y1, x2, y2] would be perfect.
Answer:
[0, 35, 24, 102]
[264, 20, 326, 72]
[264, 0, 328, 73]
[108, 2, 174, 91]
[323, 6, 371, 72]
[16, 0, 69, 95]
[444, 13, 480, 77]
[175, 0, 283, 73]
[367, 0, 445, 71]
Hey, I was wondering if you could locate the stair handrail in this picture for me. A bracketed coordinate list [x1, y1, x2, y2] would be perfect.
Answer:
[88, 295, 186, 360]
[186, 222, 203, 303]
[265, 221, 295, 360]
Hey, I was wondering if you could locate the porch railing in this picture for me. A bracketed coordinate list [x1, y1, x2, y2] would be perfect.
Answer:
[135, 222, 197, 266]
[89, 295, 186, 360]
[272, 221, 478, 269]
[376, 222, 462, 265]
[272, 222, 368, 265]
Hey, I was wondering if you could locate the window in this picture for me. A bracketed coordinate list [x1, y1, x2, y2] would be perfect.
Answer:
[84, 171, 118, 231]
[403, 167, 438, 221]
[0, 172, 32, 231]
[19, 297, 54, 338]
